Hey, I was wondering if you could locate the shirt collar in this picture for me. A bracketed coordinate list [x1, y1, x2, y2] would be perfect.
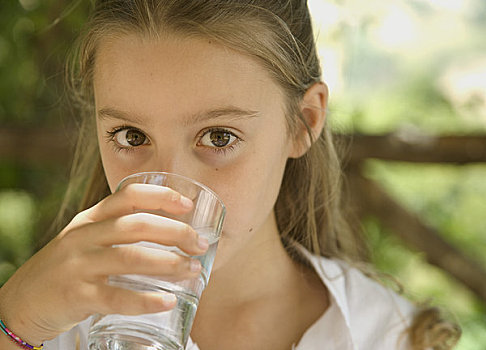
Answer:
[296, 245, 358, 350]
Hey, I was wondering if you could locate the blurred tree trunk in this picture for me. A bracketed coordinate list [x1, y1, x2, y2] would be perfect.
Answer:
[347, 167, 486, 303]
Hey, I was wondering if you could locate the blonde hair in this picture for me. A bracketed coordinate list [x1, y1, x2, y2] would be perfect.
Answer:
[59, 1, 460, 348]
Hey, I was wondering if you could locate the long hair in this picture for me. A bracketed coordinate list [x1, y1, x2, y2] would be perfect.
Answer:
[59, 1, 460, 348]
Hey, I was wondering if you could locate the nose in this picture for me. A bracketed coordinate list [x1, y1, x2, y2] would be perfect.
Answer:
[152, 151, 198, 181]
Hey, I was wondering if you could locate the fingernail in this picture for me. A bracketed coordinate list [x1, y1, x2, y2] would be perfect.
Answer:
[190, 259, 202, 272]
[197, 236, 209, 251]
[180, 196, 193, 209]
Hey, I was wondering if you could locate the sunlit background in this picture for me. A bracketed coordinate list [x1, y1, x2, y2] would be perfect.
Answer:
[308, 0, 486, 348]
[1, 0, 486, 348]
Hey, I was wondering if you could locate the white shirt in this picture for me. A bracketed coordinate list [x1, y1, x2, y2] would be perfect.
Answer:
[44, 248, 416, 349]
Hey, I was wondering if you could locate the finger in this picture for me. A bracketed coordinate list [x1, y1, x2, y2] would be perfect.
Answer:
[90, 245, 202, 280]
[94, 285, 178, 316]
[82, 183, 194, 223]
[86, 212, 209, 256]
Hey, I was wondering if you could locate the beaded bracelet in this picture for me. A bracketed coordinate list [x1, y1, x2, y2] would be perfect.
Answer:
[0, 319, 43, 350]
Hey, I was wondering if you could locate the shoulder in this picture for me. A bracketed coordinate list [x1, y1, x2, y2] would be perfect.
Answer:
[303, 250, 416, 349]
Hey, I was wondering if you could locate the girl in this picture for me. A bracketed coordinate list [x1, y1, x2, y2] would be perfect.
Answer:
[0, 1, 459, 349]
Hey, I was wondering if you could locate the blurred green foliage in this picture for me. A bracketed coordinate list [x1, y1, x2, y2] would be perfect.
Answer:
[0, 0, 485, 349]
[0, 0, 90, 282]
[0, 0, 90, 126]
[0, 190, 36, 282]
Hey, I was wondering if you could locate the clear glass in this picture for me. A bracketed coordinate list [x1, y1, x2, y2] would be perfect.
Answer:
[88, 172, 225, 350]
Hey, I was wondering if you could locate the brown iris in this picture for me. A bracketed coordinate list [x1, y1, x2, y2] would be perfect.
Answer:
[210, 130, 231, 147]
[126, 129, 146, 146]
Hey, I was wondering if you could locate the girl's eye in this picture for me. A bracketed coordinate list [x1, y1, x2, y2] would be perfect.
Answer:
[110, 128, 149, 147]
[199, 129, 239, 149]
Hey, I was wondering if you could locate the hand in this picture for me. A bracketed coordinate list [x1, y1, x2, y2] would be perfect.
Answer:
[0, 183, 209, 346]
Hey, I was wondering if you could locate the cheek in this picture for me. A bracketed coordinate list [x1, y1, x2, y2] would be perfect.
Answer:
[207, 144, 288, 270]
[211, 143, 288, 238]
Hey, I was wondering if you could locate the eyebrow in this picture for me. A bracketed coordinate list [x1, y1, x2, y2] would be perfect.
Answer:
[97, 108, 147, 125]
[182, 106, 260, 126]
[97, 106, 260, 126]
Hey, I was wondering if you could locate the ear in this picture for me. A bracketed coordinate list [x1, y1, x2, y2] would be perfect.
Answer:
[288, 82, 329, 159]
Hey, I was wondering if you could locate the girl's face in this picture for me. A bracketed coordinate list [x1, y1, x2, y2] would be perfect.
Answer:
[94, 33, 300, 268]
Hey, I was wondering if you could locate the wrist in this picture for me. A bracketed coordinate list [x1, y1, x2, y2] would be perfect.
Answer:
[0, 285, 45, 348]
[1, 319, 44, 349]
[0, 331, 24, 350]
[0, 317, 45, 349]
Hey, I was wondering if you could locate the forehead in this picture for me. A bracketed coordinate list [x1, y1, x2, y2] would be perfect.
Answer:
[93, 32, 285, 120]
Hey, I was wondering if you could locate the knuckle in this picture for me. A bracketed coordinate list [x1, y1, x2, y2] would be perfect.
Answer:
[140, 293, 167, 312]
[78, 283, 96, 305]
[119, 213, 150, 233]
[157, 252, 188, 278]
[95, 284, 122, 314]
[163, 254, 181, 275]
[179, 223, 196, 243]
[120, 184, 142, 209]
[56, 238, 83, 271]
[119, 246, 143, 266]
[71, 211, 86, 225]
[64, 252, 82, 274]
[121, 183, 138, 197]
[167, 189, 181, 203]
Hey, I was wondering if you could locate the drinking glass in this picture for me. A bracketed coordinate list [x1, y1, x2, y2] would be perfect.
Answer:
[88, 172, 225, 350]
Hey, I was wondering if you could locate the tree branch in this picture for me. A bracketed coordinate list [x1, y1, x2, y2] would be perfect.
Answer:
[336, 133, 486, 164]
[347, 169, 486, 303]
